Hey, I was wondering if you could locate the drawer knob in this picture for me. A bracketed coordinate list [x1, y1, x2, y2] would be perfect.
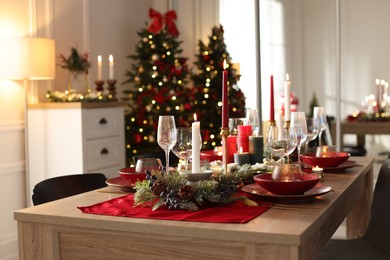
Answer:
[100, 148, 109, 155]
[99, 118, 108, 125]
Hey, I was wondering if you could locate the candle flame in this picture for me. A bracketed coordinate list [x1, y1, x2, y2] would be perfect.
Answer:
[109, 54, 114, 63]
[194, 113, 197, 121]
[376, 78, 380, 85]
[223, 59, 227, 70]
[239, 146, 243, 154]
[97, 55, 102, 62]
[285, 73, 290, 81]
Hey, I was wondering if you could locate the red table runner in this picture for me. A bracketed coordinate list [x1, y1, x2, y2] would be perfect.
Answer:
[78, 194, 270, 223]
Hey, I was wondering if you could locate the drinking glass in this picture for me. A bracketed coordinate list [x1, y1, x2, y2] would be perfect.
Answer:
[306, 117, 319, 143]
[246, 108, 260, 136]
[313, 107, 327, 147]
[172, 127, 192, 170]
[304, 117, 319, 153]
[228, 118, 246, 135]
[135, 158, 162, 173]
[266, 125, 297, 163]
[290, 112, 308, 166]
[157, 115, 177, 174]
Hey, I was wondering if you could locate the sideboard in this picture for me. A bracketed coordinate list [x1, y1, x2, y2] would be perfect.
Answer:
[27, 102, 126, 204]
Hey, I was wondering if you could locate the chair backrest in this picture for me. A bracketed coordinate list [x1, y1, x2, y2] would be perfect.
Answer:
[364, 159, 390, 255]
[32, 173, 107, 205]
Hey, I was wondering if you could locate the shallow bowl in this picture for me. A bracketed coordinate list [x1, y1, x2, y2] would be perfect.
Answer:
[300, 152, 350, 168]
[253, 173, 320, 195]
[118, 167, 146, 185]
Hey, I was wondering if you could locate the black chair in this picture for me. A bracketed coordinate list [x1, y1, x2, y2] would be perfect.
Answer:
[32, 173, 107, 205]
[316, 159, 390, 260]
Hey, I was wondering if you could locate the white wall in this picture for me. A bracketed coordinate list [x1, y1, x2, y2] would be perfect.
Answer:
[0, 0, 30, 258]
[289, 0, 390, 120]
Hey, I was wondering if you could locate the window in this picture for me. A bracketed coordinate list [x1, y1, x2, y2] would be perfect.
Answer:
[220, 0, 285, 121]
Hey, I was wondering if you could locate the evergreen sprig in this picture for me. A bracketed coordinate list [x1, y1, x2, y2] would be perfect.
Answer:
[133, 165, 269, 212]
[59, 47, 91, 72]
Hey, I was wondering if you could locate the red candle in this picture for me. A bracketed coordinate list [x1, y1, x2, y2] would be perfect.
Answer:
[226, 135, 237, 163]
[270, 75, 275, 121]
[222, 59, 229, 128]
[237, 125, 252, 153]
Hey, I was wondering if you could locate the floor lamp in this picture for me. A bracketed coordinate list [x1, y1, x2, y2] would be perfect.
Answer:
[0, 37, 55, 206]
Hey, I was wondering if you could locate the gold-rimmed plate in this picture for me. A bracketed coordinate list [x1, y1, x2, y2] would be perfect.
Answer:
[106, 177, 134, 192]
[242, 183, 332, 203]
[304, 160, 359, 173]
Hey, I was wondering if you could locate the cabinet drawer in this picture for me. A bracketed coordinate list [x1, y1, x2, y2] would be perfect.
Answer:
[83, 107, 124, 139]
[84, 136, 125, 171]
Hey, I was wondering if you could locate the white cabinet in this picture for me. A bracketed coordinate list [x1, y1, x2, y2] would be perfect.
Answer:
[27, 102, 126, 200]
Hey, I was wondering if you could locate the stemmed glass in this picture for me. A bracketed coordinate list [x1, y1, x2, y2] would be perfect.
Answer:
[157, 115, 177, 174]
[172, 127, 192, 171]
[290, 112, 308, 166]
[313, 107, 327, 147]
[304, 117, 319, 153]
[246, 108, 260, 136]
[266, 125, 297, 163]
[306, 117, 319, 143]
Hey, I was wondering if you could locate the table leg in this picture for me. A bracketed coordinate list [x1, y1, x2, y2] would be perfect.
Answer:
[346, 165, 373, 238]
[357, 135, 365, 146]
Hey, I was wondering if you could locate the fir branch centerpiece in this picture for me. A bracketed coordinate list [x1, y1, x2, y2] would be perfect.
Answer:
[133, 164, 270, 212]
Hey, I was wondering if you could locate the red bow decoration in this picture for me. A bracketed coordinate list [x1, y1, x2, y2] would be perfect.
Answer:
[147, 8, 179, 37]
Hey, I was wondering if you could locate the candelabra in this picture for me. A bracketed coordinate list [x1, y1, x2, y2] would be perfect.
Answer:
[107, 79, 117, 101]
[220, 127, 230, 174]
[95, 80, 104, 92]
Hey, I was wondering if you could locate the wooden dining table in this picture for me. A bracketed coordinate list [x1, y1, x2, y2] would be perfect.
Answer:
[14, 156, 374, 260]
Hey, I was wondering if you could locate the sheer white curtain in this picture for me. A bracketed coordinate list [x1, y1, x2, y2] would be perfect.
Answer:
[219, 0, 285, 121]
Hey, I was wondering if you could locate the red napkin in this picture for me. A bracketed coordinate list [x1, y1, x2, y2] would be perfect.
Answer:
[78, 194, 269, 224]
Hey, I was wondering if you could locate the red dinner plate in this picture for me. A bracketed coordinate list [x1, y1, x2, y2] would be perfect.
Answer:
[106, 177, 135, 192]
[242, 183, 332, 203]
[304, 160, 359, 173]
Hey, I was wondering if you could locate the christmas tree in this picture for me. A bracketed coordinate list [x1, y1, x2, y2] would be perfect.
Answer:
[123, 9, 194, 162]
[191, 25, 246, 150]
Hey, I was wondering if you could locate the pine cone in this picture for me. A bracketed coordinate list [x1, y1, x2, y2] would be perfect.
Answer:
[178, 185, 194, 200]
[152, 180, 167, 196]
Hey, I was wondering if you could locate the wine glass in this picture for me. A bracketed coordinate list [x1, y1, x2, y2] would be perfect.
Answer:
[304, 117, 319, 153]
[313, 107, 327, 147]
[228, 118, 246, 135]
[157, 115, 177, 174]
[306, 117, 319, 143]
[266, 125, 297, 163]
[246, 108, 260, 136]
[290, 112, 308, 166]
[172, 127, 192, 171]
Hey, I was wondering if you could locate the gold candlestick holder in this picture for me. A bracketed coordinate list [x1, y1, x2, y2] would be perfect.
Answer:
[220, 127, 230, 174]
[283, 120, 290, 129]
[95, 80, 104, 92]
[107, 79, 117, 101]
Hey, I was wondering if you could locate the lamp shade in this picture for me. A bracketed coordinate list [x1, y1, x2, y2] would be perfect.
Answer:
[0, 37, 55, 80]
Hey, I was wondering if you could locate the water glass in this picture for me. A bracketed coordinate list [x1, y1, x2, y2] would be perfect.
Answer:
[157, 115, 177, 174]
